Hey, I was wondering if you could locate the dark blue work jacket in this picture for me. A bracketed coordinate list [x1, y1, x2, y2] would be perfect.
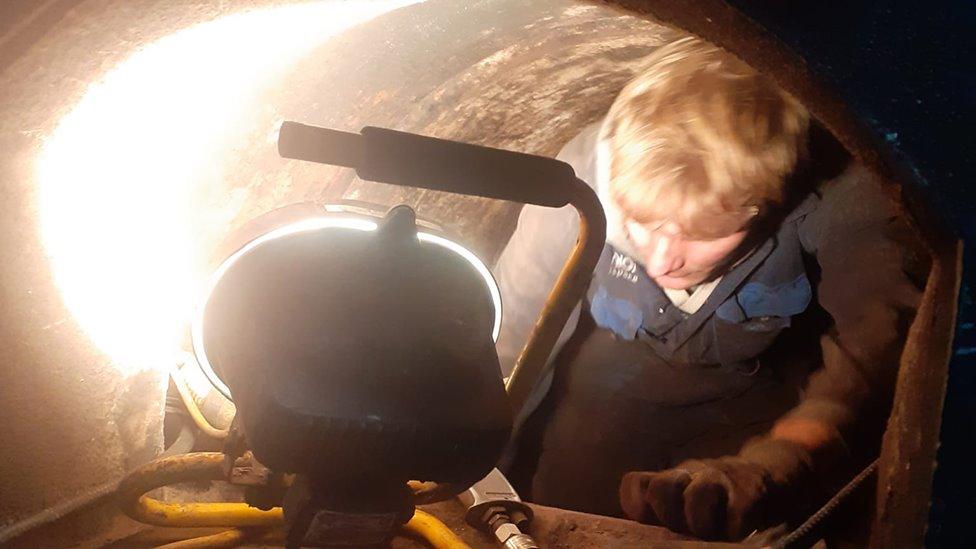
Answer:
[589, 200, 814, 369]
[494, 122, 923, 444]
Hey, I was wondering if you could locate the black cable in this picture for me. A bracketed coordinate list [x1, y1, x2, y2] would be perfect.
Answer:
[0, 419, 195, 545]
[771, 459, 879, 548]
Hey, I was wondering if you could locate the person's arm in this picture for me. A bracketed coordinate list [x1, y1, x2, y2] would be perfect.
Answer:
[493, 200, 579, 377]
[493, 123, 603, 377]
[772, 163, 926, 471]
[619, 164, 928, 540]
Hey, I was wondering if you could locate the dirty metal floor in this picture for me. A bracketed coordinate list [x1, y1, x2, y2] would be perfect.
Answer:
[106, 500, 729, 548]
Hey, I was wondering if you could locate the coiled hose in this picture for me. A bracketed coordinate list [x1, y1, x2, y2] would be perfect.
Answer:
[169, 363, 229, 440]
[117, 452, 469, 548]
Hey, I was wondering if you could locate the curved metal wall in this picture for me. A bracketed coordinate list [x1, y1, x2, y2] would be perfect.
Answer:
[0, 0, 959, 545]
[0, 0, 676, 543]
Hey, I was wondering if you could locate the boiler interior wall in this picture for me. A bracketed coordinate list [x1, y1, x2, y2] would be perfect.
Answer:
[0, 0, 676, 544]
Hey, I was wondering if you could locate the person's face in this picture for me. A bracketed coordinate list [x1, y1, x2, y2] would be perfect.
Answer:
[623, 216, 750, 290]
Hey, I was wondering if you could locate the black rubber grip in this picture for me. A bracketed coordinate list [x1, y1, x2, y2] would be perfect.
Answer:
[276, 121, 576, 208]
[278, 121, 364, 168]
[358, 126, 574, 208]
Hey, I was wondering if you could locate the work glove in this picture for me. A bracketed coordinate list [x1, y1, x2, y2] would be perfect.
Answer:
[619, 438, 814, 541]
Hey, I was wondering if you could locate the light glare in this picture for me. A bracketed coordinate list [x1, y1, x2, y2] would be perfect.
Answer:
[37, 1, 417, 375]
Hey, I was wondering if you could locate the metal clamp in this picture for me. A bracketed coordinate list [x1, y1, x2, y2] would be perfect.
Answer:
[458, 469, 539, 549]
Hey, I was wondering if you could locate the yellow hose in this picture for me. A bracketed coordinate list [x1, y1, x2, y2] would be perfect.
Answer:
[404, 509, 470, 549]
[408, 480, 465, 505]
[118, 453, 280, 527]
[169, 364, 229, 440]
[119, 453, 468, 548]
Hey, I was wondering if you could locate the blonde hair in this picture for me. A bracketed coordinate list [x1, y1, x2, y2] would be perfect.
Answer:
[602, 37, 809, 237]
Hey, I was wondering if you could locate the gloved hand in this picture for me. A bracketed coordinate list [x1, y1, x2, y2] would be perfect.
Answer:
[618, 438, 814, 540]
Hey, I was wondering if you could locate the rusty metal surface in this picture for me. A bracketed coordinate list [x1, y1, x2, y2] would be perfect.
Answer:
[107, 500, 711, 548]
[101, 452, 719, 548]
[400, 500, 714, 548]
[871, 242, 961, 548]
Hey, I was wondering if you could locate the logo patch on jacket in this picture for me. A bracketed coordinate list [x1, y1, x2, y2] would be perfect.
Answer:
[609, 251, 639, 283]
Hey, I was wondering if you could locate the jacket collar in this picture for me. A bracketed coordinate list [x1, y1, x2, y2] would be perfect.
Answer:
[638, 235, 777, 343]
